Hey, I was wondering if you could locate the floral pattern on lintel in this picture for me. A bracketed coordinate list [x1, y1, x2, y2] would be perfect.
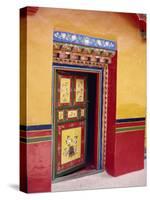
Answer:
[53, 31, 117, 51]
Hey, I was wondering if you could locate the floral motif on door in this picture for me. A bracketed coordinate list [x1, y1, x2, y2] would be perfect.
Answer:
[61, 126, 81, 164]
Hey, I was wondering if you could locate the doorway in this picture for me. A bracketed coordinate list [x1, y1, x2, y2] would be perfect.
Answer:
[52, 68, 103, 180]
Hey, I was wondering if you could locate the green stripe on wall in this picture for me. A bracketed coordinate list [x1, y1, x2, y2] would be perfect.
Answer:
[20, 136, 52, 144]
[116, 125, 145, 133]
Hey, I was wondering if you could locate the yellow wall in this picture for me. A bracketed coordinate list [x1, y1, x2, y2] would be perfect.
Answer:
[26, 13, 53, 125]
[21, 7, 146, 125]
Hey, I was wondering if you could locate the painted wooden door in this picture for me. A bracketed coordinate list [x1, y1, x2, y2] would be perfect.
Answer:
[54, 70, 88, 178]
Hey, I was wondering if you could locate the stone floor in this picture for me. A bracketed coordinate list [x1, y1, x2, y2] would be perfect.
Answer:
[52, 160, 147, 192]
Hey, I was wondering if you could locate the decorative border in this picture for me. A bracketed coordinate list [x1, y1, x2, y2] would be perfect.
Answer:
[53, 63, 105, 71]
[20, 135, 52, 144]
[52, 65, 104, 171]
[116, 117, 145, 123]
[99, 68, 104, 169]
[20, 124, 52, 144]
[20, 124, 52, 131]
[102, 66, 108, 169]
[116, 118, 145, 134]
[54, 31, 117, 51]
[53, 41, 115, 68]
[116, 118, 146, 162]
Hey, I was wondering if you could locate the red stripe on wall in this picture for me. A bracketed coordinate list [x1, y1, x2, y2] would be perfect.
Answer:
[20, 130, 52, 137]
[114, 130, 144, 176]
[116, 121, 145, 128]
[27, 141, 52, 193]
[20, 143, 27, 192]
[20, 130, 52, 193]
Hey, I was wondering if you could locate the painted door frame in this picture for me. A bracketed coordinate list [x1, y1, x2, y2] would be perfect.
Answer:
[51, 31, 117, 187]
[52, 64, 105, 180]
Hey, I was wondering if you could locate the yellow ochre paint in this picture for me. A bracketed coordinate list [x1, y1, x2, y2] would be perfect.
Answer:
[61, 127, 81, 165]
[20, 7, 146, 125]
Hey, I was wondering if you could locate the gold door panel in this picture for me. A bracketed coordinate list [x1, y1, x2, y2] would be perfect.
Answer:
[61, 127, 82, 165]
[60, 78, 71, 104]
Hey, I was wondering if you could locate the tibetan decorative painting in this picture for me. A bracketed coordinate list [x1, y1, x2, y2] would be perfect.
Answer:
[54, 71, 87, 178]
[75, 79, 84, 103]
[57, 74, 72, 106]
[61, 126, 81, 164]
[20, 7, 146, 193]
[60, 78, 71, 104]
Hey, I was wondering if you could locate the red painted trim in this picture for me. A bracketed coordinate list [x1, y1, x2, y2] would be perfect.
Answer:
[20, 130, 52, 137]
[94, 73, 100, 169]
[116, 121, 145, 128]
[136, 14, 146, 32]
[20, 142, 27, 192]
[105, 61, 145, 177]
[27, 141, 52, 193]
[20, 130, 52, 193]
[129, 13, 146, 32]
[20, 7, 39, 17]
[27, 7, 39, 16]
[114, 130, 144, 176]
[105, 51, 117, 176]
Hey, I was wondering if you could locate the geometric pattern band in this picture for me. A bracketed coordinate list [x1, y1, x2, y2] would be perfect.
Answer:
[20, 124, 52, 144]
[116, 118, 145, 134]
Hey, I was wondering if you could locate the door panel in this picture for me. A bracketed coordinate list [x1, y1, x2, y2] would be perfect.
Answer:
[74, 77, 86, 104]
[57, 74, 73, 107]
[54, 71, 88, 177]
[57, 121, 86, 174]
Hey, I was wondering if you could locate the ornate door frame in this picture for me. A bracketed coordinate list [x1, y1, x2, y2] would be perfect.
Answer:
[52, 66, 104, 180]
[52, 31, 117, 180]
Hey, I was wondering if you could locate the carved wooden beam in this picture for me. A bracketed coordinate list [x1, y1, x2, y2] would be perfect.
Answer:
[53, 43, 115, 67]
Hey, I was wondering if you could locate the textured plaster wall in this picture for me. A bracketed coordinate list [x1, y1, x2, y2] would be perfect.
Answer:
[23, 7, 146, 125]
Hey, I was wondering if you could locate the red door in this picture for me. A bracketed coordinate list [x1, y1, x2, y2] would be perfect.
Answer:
[53, 70, 88, 178]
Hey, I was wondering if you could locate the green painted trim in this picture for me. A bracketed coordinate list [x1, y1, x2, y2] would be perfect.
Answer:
[116, 125, 145, 133]
[20, 135, 51, 139]
[20, 136, 52, 144]
[55, 162, 86, 178]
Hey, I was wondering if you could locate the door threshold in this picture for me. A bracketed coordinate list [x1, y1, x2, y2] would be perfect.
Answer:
[53, 165, 103, 183]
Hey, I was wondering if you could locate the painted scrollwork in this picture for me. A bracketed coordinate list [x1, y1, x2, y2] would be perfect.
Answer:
[60, 78, 71, 104]
[61, 127, 81, 164]
[75, 79, 84, 102]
